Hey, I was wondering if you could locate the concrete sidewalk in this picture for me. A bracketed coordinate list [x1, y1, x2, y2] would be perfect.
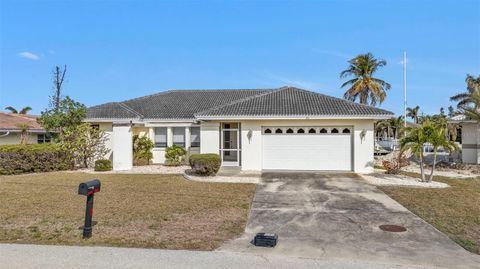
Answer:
[1, 243, 433, 269]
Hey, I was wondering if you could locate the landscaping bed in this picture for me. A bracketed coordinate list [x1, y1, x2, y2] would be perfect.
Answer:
[379, 173, 480, 254]
[0, 172, 255, 250]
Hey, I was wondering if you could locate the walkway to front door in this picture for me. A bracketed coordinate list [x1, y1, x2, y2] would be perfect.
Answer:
[218, 172, 480, 269]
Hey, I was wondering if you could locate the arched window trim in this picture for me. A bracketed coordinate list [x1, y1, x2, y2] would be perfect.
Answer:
[286, 128, 294, 133]
[308, 128, 316, 134]
[264, 128, 272, 134]
[275, 128, 283, 134]
[297, 128, 305, 134]
[331, 128, 339, 134]
[342, 128, 351, 134]
[319, 128, 328, 134]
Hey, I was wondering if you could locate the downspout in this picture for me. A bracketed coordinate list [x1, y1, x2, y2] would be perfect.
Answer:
[0, 131, 10, 138]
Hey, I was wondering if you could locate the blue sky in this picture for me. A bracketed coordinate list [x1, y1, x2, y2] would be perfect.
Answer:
[1, 0, 479, 116]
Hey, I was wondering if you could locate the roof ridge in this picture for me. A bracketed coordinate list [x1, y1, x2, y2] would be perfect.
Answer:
[118, 102, 144, 118]
[286, 86, 392, 114]
[194, 87, 285, 116]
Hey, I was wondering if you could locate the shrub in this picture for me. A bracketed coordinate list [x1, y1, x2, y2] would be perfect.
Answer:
[133, 135, 154, 166]
[94, 159, 112, 171]
[165, 145, 187, 166]
[0, 144, 73, 175]
[189, 154, 221, 176]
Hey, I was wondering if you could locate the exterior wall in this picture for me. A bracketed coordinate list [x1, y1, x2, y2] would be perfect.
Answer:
[200, 121, 220, 154]
[201, 119, 375, 173]
[461, 122, 479, 164]
[0, 133, 39, 145]
[97, 123, 113, 161]
[112, 125, 133, 170]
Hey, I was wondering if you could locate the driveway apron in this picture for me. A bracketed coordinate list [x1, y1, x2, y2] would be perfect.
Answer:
[218, 172, 480, 269]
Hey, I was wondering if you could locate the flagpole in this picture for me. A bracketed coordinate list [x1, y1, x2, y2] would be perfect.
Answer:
[403, 51, 407, 128]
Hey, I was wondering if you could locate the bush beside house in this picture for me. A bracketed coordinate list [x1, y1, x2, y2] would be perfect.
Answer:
[133, 135, 154, 166]
[165, 145, 187, 166]
[94, 159, 112, 171]
[189, 153, 221, 176]
[0, 144, 73, 175]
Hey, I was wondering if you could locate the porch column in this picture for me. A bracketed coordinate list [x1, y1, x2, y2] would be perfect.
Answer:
[185, 127, 191, 150]
[148, 127, 155, 141]
[112, 123, 133, 170]
[167, 127, 173, 147]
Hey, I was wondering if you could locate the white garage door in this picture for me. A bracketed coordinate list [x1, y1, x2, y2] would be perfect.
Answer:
[262, 127, 352, 171]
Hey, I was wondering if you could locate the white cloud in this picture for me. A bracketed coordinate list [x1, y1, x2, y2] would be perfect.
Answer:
[18, 51, 40, 60]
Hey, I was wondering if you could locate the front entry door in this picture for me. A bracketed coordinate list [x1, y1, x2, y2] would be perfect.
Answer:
[220, 123, 240, 166]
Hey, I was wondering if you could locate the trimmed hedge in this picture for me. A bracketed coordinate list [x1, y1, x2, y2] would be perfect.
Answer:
[0, 144, 73, 175]
[94, 159, 112, 171]
[189, 153, 221, 176]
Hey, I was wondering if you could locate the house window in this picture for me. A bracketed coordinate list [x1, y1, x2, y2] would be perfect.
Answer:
[275, 128, 283, 134]
[173, 127, 185, 147]
[331, 128, 339, 133]
[154, 127, 167, 147]
[342, 128, 351, 134]
[297, 128, 305, 134]
[264, 128, 272, 134]
[286, 128, 294, 133]
[320, 128, 328, 133]
[191, 127, 200, 147]
[90, 124, 100, 130]
[37, 133, 52, 144]
[308, 128, 316, 134]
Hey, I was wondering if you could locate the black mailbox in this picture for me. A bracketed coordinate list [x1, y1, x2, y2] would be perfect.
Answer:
[78, 179, 101, 196]
[78, 179, 101, 239]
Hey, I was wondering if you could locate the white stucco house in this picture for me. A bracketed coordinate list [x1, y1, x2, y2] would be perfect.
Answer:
[85, 87, 394, 173]
[450, 114, 478, 164]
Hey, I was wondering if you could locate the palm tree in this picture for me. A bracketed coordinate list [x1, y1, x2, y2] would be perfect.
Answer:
[427, 126, 458, 182]
[400, 124, 428, 181]
[16, 123, 30, 144]
[340, 53, 391, 106]
[401, 121, 458, 182]
[4, 106, 32, 114]
[375, 116, 404, 140]
[406, 105, 420, 124]
[450, 74, 480, 109]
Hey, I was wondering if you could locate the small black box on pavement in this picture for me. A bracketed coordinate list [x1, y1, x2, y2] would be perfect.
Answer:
[254, 233, 278, 247]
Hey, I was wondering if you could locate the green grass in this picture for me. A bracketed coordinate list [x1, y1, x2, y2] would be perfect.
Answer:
[379, 172, 480, 254]
[0, 172, 256, 250]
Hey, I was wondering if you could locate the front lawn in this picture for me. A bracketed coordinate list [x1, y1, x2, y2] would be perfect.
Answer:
[379, 173, 480, 254]
[0, 172, 255, 250]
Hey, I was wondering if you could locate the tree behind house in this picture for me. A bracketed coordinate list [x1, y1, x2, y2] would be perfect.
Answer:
[339, 53, 391, 106]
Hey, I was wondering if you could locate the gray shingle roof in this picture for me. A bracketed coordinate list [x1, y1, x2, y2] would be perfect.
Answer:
[195, 87, 393, 118]
[86, 87, 393, 120]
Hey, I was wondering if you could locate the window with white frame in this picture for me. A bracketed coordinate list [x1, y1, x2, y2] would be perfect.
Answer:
[37, 133, 52, 144]
[154, 127, 167, 147]
[190, 127, 200, 147]
[173, 127, 185, 147]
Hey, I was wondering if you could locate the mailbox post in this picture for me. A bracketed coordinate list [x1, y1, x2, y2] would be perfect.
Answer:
[78, 179, 101, 239]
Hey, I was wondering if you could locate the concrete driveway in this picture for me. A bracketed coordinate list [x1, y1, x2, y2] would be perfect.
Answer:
[219, 172, 480, 269]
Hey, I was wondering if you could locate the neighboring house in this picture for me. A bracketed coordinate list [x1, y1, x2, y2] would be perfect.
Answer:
[450, 114, 477, 164]
[86, 87, 393, 173]
[0, 112, 51, 145]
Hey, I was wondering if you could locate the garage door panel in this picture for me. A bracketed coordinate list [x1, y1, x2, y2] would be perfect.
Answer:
[262, 134, 352, 171]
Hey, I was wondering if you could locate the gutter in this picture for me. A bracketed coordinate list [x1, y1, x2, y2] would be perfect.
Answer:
[194, 115, 394, 121]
